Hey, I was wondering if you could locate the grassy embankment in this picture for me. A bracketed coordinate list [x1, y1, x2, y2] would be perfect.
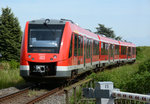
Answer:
[0, 60, 25, 89]
[88, 46, 150, 93]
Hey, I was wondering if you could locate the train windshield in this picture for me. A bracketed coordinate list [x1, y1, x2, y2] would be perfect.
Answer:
[28, 24, 65, 53]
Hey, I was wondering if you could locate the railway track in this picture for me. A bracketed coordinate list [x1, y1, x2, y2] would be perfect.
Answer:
[0, 87, 30, 102]
[0, 78, 90, 104]
[26, 87, 63, 104]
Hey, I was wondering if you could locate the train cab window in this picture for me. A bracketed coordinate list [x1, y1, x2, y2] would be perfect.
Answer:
[115, 45, 119, 55]
[74, 34, 78, 56]
[121, 46, 127, 55]
[69, 34, 73, 58]
[28, 24, 65, 53]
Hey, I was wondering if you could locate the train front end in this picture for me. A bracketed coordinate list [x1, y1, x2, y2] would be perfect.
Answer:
[20, 19, 71, 81]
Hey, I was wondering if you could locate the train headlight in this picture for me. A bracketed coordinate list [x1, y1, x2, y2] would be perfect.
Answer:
[28, 55, 31, 58]
[53, 55, 57, 59]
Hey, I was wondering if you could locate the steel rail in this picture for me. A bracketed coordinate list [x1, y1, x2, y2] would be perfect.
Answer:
[26, 87, 63, 104]
[26, 78, 93, 104]
[0, 87, 30, 102]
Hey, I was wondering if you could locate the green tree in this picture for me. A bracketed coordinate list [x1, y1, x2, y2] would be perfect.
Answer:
[115, 36, 122, 41]
[0, 7, 22, 61]
[95, 24, 122, 40]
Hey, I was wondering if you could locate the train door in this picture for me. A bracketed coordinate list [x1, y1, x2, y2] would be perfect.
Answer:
[74, 33, 78, 67]
[69, 34, 73, 66]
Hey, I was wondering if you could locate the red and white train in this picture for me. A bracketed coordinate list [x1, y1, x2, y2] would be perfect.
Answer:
[20, 19, 136, 80]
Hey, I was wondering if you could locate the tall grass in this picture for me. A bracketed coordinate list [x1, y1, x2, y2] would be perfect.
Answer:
[0, 61, 24, 89]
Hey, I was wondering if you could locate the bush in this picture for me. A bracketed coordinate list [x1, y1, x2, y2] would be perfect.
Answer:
[138, 59, 150, 73]
[136, 47, 143, 60]
[9, 60, 20, 69]
[126, 71, 150, 94]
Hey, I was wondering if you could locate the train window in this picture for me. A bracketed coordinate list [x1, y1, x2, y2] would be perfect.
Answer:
[88, 40, 90, 58]
[121, 46, 127, 55]
[101, 42, 108, 55]
[96, 41, 99, 55]
[128, 47, 131, 56]
[115, 45, 119, 55]
[86, 39, 89, 58]
[109, 44, 114, 57]
[101, 42, 103, 49]
[132, 47, 136, 55]
[93, 41, 96, 55]
[105, 43, 109, 55]
[74, 34, 78, 56]
[101, 42, 105, 55]
[80, 36, 83, 56]
[28, 24, 65, 53]
[78, 35, 81, 56]
[69, 34, 73, 58]
[86, 38, 91, 58]
[132, 47, 134, 55]
[90, 40, 93, 57]
[84, 37, 87, 57]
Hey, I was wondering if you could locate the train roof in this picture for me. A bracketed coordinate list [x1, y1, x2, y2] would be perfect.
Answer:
[69, 22, 99, 41]
[28, 19, 67, 25]
[98, 35, 119, 45]
[119, 41, 136, 47]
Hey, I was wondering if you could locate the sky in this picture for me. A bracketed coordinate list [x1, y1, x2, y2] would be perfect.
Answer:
[0, 0, 150, 46]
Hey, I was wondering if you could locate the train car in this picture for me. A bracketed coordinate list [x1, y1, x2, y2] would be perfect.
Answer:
[98, 35, 120, 67]
[119, 41, 136, 63]
[126, 42, 136, 62]
[20, 19, 100, 80]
